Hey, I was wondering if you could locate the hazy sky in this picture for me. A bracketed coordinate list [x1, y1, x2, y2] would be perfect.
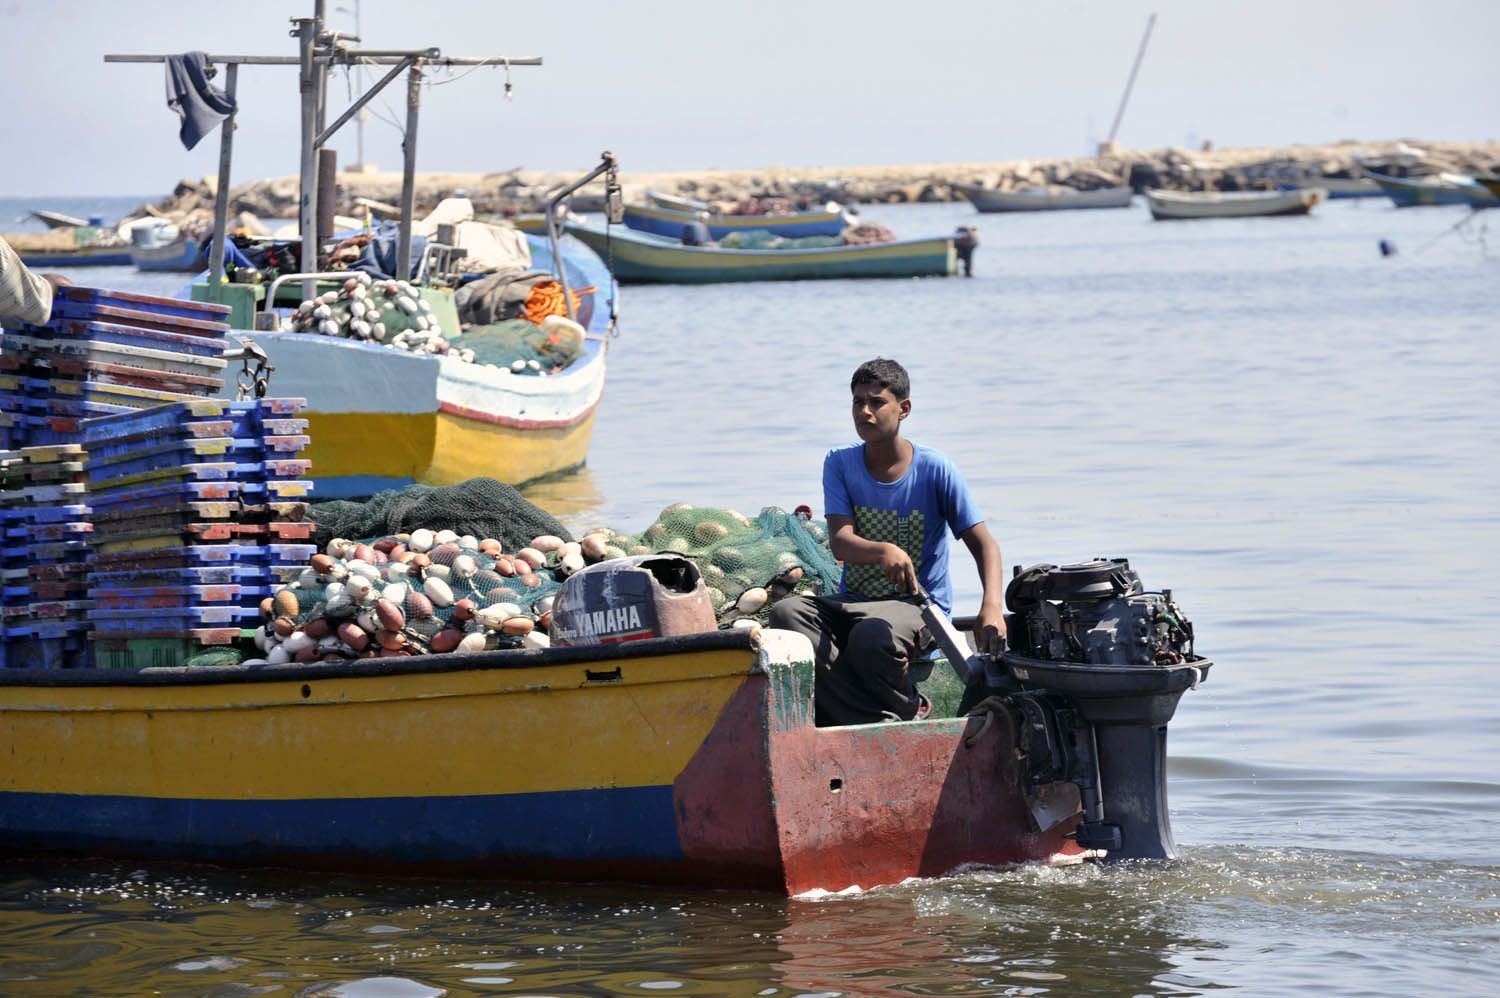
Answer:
[3, 0, 1497, 196]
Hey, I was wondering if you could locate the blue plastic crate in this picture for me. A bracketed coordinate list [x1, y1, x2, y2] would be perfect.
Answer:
[239, 543, 317, 564]
[26, 541, 92, 564]
[54, 285, 231, 323]
[86, 462, 240, 494]
[90, 605, 250, 629]
[4, 633, 89, 669]
[87, 564, 236, 585]
[88, 544, 256, 573]
[238, 479, 313, 500]
[237, 458, 313, 481]
[82, 402, 243, 443]
[53, 317, 226, 359]
[28, 504, 91, 524]
[88, 479, 239, 512]
[86, 433, 234, 465]
[92, 583, 242, 606]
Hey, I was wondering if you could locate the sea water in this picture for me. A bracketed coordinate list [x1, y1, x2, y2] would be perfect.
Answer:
[0, 194, 1496, 997]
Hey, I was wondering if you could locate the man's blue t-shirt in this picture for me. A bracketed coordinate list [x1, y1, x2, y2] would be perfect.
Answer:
[822, 442, 983, 615]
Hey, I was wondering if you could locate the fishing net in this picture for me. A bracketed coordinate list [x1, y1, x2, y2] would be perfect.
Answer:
[609, 503, 841, 625]
[255, 499, 843, 664]
[716, 231, 842, 250]
[185, 646, 245, 668]
[449, 319, 583, 374]
[307, 477, 572, 553]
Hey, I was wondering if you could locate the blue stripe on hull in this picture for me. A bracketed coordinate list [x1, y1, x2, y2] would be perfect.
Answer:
[1, 785, 684, 865]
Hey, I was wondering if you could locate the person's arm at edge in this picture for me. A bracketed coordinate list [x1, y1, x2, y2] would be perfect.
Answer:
[826, 513, 918, 595]
[959, 520, 1007, 655]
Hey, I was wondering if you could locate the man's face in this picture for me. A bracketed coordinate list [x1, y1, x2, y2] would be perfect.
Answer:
[851, 381, 909, 442]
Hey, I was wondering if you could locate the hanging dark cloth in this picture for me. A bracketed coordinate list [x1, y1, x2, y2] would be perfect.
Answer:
[165, 52, 236, 150]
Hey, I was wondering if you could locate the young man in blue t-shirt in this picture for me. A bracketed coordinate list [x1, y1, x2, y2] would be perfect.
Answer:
[769, 357, 1006, 726]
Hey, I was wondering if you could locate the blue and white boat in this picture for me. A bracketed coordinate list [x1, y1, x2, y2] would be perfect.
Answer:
[1368, 171, 1500, 208]
[623, 189, 847, 240]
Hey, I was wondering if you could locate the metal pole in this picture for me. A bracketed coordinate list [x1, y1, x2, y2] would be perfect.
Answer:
[396, 63, 422, 282]
[354, 0, 364, 168]
[544, 153, 616, 320]
[314, 0, 327, 134]
[208, 62, 238, 284]
[1106, 12, 1156, 146]
[297, 17, 320, 301]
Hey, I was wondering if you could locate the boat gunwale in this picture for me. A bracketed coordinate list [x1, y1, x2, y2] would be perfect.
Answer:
[0, 628, 759, 689]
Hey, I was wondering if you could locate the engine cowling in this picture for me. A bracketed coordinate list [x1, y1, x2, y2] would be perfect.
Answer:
[998, 558, 1211, 860]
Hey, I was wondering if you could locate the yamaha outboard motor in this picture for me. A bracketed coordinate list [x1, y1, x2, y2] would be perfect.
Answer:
[1000, 558, 1211, 860]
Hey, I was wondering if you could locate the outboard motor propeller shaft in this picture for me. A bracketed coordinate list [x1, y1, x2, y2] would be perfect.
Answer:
[1000, 558, 1210, 861]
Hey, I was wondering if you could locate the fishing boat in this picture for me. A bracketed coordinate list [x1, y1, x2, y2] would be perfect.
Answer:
[78, 8, 612, 501]
[1145, 187, 1324, 220]
[30, 209, 92, 229]
[1367, 171, 1500, 208]
[564, 217, 958, 283]
[623, 189, 848, 239]
[197, 231, 612, 500]
[0, 557, 1212, 894]
[128, 220, 208, 272]
[6, 228, 134, 267]
[954, 183, 1134, 212]
[132, 237, 208, 272]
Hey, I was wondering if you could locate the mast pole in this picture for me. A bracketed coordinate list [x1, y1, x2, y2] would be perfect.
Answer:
[207, 63, 238, 284]
[296, 17, 321, 300]
[396, 64, 422, 282]
[1106, 12, 1156, 146]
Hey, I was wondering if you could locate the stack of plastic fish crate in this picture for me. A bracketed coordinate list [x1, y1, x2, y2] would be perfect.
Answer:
[8, 285, 232, 445]
[0, 445, 93, 669]
[84, 397, 315, 669]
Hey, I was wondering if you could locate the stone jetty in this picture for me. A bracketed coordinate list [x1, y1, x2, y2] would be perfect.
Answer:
[137, 138, 1500, 226]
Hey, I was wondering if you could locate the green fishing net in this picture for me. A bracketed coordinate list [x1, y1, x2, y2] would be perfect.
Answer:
[715, 231, 843, 250]
[307, 478, 572, 552]
[608, 503, 841, 625]
[449, 319, 583, 374]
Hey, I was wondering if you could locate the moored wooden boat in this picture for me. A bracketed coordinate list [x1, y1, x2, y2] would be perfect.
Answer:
[955, 183, 1134, 212]
[1145, 187, 1324, 220]
[30, 209, 91, 229]
[624, 190, 847, 239]
[200, 233, 611, 500]
[6, 229, 134, 267]
[0, 629, 1081, 893]
[131, 237, 207, 272]
[565, 218, 957, 283]
[1367, 171, 1500, 208]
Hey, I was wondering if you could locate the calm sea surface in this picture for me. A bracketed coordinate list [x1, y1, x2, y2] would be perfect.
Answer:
[2, 194, 1498, 997]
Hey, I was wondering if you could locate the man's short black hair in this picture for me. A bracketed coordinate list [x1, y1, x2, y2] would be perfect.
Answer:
[850, 358, 909, 401]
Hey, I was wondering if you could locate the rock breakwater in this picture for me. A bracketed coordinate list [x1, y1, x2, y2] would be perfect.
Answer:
[139, 138, 1500, 225]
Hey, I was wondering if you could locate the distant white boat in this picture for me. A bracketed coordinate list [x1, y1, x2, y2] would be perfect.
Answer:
[30, 209, 90, 229]
[955, 183, 1134, 212]
[1146, 187, 1324, 220]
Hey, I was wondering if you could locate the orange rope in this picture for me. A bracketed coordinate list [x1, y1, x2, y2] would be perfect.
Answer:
[524, 280, 596, 325]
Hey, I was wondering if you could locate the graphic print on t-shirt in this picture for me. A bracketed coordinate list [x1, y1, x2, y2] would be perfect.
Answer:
[845, 504, 925, 599]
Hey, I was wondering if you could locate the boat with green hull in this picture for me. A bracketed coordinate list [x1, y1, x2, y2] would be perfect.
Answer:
[564, 218, 958, 283]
